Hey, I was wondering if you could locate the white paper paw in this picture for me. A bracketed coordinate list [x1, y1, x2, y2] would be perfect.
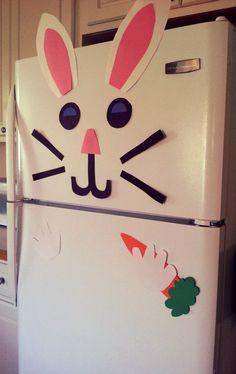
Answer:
[133, 244, 177, 292]
[32, 219, 61, 260]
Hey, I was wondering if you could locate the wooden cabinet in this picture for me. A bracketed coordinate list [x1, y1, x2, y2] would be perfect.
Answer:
[76, 0, 133, 46]
[182, 0, 216, 5]
[76, 0, 182, 45]
[77, 0, 236, 45]
[171, 0, 236, 17]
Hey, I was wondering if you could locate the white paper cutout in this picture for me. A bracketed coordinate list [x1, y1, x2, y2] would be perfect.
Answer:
[105, 0, 171, 92]
[36, 13, 78, 97]
[32, 219, 61, 260]
[132, 244, 177, 292]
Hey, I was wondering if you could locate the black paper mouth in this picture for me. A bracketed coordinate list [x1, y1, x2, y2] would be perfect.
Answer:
[71, 154, 112, 199]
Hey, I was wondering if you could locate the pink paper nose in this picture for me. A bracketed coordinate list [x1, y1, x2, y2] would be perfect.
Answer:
[81, 128, 101, 155]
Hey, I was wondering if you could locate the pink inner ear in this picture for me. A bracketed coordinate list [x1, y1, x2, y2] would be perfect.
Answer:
[44, 29, 72, 95]
[109, 4, 155, 90]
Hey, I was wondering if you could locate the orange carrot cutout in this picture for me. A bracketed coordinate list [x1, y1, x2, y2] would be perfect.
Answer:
[120, 233, 200, 317]
[120, 233, 147, 257]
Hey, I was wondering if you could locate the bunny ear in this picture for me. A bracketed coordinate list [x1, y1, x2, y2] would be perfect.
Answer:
[36, 13, 78, 97]
[106, 0, 171, 92]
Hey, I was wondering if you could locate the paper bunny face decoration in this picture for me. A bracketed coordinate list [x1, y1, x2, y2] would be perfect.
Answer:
[25, 0, 170, 204]
[16, 0, 172, 212]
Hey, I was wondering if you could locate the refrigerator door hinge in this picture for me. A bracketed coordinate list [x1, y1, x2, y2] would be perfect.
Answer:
[193, 219, 225, 228]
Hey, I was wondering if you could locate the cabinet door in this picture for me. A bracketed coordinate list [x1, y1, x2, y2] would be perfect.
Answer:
[182, 0, 217, 5]
[77, 0, 181, 46]
[77, 0, 134, 44]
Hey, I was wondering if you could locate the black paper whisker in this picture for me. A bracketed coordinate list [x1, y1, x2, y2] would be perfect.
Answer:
[120, 129, 166, 164]
[120, 170, 167, 204]
[32, 166, 66, 181]
[32, 129, 64, 161]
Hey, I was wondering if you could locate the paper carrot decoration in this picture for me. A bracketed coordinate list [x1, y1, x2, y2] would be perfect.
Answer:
[120, 233, 200, 317]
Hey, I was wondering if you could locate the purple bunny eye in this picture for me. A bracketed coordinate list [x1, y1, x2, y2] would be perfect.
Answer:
[107, 98, 132, 128]
[59, 102, 81, 130]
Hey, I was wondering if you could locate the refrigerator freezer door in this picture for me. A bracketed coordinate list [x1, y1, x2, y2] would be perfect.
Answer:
[18, 204, 221, 374]
[15, 21, 233, 220]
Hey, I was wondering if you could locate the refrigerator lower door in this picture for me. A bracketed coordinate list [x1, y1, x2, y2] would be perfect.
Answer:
[18, 204, 221, 374]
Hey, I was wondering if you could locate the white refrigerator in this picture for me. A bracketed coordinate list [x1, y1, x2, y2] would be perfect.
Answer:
[7, 2, 236, 373]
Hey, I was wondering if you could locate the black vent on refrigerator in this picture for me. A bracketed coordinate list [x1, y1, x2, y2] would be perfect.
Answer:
[82, 28, 118, 46]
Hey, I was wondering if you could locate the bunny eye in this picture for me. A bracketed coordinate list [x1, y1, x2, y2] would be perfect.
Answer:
[107, 98, 132, 128]
[59, 102, 81, 130]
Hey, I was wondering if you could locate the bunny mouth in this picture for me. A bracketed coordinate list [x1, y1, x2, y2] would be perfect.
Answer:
[31, 129, 112, 199]
[71, 154, 112, 199]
